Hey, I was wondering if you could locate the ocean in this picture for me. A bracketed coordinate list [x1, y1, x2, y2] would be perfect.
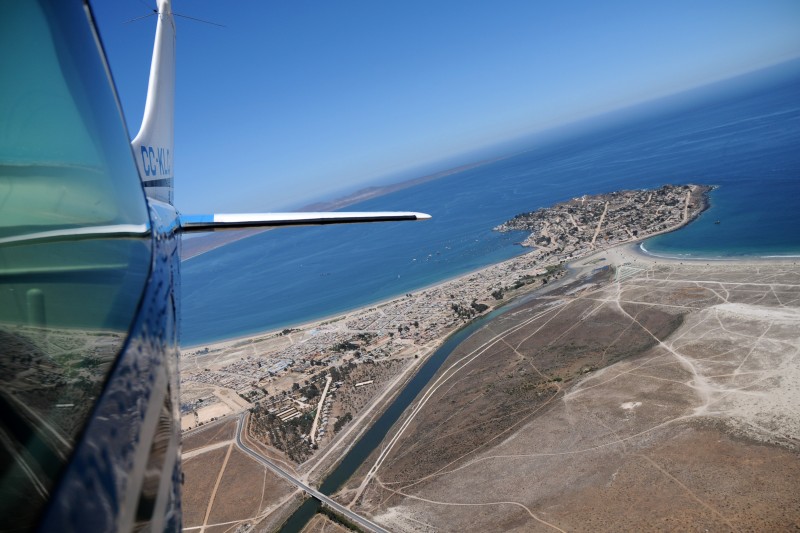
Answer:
[181, 61, 800, 346]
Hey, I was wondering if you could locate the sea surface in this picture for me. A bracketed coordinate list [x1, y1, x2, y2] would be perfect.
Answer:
[181, 61, 800, 346]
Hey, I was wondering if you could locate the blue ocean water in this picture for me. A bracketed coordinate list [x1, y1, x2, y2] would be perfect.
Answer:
[181, 62, 800, 346]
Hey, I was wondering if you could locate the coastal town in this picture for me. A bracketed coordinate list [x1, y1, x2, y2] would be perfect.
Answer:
[495, 183, 710, 255]
[179, 183, 710, 463]
[180, 181, 800, 532]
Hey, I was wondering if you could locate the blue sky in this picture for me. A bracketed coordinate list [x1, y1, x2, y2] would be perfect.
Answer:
[89, 0, 800, 213]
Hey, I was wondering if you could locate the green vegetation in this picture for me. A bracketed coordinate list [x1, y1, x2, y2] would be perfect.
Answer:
[301, 383, 320, 399]
[513, 274, 538, 289]
[471, 300, 489, 313]
[334, 412, 352, 432]
[333, 340, 359, 352]
[451, 303, 471, 318]
[318, 506, 363, 532]
[249, 405, 314, 463]
[239, 388, 267, 403]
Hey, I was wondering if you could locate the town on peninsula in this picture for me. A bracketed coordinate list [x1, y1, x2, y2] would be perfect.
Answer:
[179, 180, 800, 532]
[180, 184, 709, 442]
[177, 183, 796, 529]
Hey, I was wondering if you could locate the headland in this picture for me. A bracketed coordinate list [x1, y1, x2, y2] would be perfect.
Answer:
[179, 185, 709, 433]
[178, 183, 780, 531]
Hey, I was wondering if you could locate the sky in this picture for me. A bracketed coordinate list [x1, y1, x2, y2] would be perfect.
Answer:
[89, 0, 800, 213]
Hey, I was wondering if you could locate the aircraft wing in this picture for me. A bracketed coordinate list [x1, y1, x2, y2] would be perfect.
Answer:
[180, 211, 431, 232]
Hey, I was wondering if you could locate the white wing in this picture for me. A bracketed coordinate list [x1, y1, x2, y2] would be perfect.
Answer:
[180, 212, 431, 232]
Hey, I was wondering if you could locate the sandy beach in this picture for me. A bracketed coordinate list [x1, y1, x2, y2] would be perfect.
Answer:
[178, 182, 799, 531]
[179, 185, 707, 434]
[179, 237, 800, 531]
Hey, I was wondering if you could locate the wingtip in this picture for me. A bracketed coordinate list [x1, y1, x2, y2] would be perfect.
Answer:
[415, 213, 432, 220]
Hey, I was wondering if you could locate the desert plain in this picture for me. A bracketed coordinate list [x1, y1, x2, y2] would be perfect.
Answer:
[342, 246, 800, 532]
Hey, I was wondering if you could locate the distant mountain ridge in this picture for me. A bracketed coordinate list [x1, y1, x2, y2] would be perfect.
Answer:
[300, 158, 498, 212]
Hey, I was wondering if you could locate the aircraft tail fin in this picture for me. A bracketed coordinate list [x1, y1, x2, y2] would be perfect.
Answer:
[132, 0, 175, 205]
[132, 3, 432, 230]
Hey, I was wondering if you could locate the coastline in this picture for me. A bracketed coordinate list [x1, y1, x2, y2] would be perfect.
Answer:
[182, 184, 719, 351]
[179, 184, 709, 453]
[179, 252, 531, 351]
[639, 241, 800, 261]
[180, 184, 710, 387]
[179, 182, 799, 531]
[344, 237, 800, 533]
[636, 241, 800, 263]
[607, 240, 799, 267]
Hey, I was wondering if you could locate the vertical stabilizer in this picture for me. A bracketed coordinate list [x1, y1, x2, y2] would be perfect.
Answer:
[132, 0, 175, 204]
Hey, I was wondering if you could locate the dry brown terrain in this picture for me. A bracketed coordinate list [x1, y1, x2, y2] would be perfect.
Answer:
[182, 446, 230, 528]
[177, 181, 792, 531]
[181, 417, 300, 532]
[301, 513, 352, 533]
[342, 248, 800, 531]
[182, 418, 237, 454]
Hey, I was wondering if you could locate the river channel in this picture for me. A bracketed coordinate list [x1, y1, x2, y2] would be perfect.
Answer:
[279, 301, 527, 532]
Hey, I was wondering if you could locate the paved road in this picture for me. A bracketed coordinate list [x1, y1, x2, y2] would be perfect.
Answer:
[234, 414, 389, 533]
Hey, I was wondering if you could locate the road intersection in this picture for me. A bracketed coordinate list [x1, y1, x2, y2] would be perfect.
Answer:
[234, 413, 389, 533]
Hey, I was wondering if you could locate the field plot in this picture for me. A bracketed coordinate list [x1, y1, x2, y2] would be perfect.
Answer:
[182, 447, 230, 528]
[181, 417, 298, 531]
[345, 252, 800, 531]
[183, 417, 237, 454]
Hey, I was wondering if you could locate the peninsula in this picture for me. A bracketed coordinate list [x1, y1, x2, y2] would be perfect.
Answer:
[495, 184, 711, 253]
[178, 183, 730, 531]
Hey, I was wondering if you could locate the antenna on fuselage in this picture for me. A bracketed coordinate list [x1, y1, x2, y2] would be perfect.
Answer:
[128, 0, 431, 231]
[173, 13, 225, 28]
[124, 2, 225, 28]
[129, 0, 224, 206]
[123, 0, 157, 24]
[124, 12, 157, 24]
